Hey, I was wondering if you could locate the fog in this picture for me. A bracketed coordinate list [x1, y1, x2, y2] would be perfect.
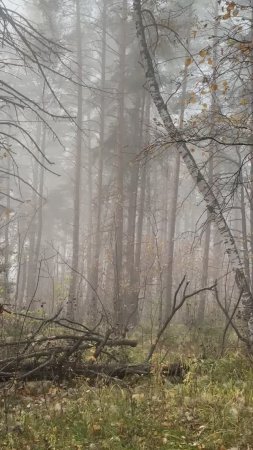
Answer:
[0, 0, 253, 337]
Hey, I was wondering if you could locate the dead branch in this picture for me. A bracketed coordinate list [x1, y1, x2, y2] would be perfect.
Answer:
[214, 284, 250, 347]
[0, 307, 138, 384]
[146, 278, 217, 362]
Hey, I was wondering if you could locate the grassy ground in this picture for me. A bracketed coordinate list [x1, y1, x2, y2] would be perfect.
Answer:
[1, 353, 253, 450]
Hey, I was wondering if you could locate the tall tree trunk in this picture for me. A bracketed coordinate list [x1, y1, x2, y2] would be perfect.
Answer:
[164, 48, 189, 320]
[34, 126, 46, 278]
[85, 107, 93, 317]
[133, 0, 253, 340]
[26, 122, 42, 307]
[67, 0, 83, 320]
[18, 254, 27, 309]
[197, 155, 213, 324]
[159, 155, 170, 327]
[135, 95, 151, 278]
[250, 0, 253, 292]
[15, 220, 25, 309]
[4, 154, 10, 301]
[164, 151, 181, 320]
[87, 0, 107, 323]
[125, 92, 145, 328]
[197, 4, 218, 323]
[114, 0, 127, 329]
[239, 152, 250, 283]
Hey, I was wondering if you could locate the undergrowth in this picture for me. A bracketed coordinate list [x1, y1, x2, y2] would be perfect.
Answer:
[0, 353, 253, 449]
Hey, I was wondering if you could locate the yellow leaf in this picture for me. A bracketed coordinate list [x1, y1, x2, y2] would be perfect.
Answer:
[132, 393, 145, 402]
[87, 355, 96, 362]
[210, 83, 218, 92]
[207, 58, 213, 65]
[223, 80, 229, 94]
[1, 207, 13, 218]
[199, 49, 208, 58]
[240, 98, 248, 105]
[240, 43, 250, 53]
[185, 57, 193, 67]
[227, 1, 236, 11]
[223, 12, 231, 19]
[49, 387, 58, 396]
[188, 93, 197, 104]
[92, 424, 102, 434]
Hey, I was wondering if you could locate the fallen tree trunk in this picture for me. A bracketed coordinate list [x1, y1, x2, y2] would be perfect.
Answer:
[0, 280, 214, 384]
[0, 360, 188, 383]
[0, 362, 150, 382]
[0, 305, 189, 384]
[0, 306, 139, 383]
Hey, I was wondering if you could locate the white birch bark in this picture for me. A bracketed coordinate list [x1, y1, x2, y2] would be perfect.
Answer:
[133, 0, 253, 339]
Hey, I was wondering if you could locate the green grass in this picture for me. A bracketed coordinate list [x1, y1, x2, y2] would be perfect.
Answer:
[1, 354, 253, 449]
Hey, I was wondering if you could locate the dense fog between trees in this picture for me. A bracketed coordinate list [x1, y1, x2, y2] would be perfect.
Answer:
[1, 0, 253, 343]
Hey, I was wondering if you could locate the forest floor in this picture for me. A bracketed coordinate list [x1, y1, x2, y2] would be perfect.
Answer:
[0, 327, 253, 450]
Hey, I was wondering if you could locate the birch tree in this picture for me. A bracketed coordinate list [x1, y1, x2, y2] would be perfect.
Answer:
[133, 0, 253, 340]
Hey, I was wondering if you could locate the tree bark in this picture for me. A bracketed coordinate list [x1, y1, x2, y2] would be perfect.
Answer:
[239, 161, 250, 283]
[133, 0, 253, 340]
[87, 0, 107, 323]
[34, 126, 46, 282]
[164, 37, 190, 320]
[197, 4, 219, 323]
[4, 153, 10, 301]
[135, 95, 151, 277]
[67, 0, 83, 320]
[26, 121, 42, 308]
[113, 0, 127, 330]
[250, 0, 253, 292]
[124, 92, 145, 328]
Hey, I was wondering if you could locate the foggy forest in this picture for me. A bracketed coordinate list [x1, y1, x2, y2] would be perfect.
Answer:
[1, 0, 253, 449]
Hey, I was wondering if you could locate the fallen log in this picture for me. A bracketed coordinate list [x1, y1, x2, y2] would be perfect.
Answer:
[0, 307, 140, 384]
[0, 335, 137, 349]
[0, 360, 188, 383]
[0, 286, 195, 385]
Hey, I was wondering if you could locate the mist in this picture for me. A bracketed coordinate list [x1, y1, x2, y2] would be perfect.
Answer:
[1, 1, 253, 447]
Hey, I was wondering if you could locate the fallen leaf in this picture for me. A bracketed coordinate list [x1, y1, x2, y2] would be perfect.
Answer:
[227, 1, 236, 11]
[223, 12, 231, 19]
[132, 393, 145, 402]
[185, 57, 193, 67]
[240, 98, 248, 106]
[54, 403, 62, 412]
[92, 424, 102, 434]
[210, 83, 218, 92]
